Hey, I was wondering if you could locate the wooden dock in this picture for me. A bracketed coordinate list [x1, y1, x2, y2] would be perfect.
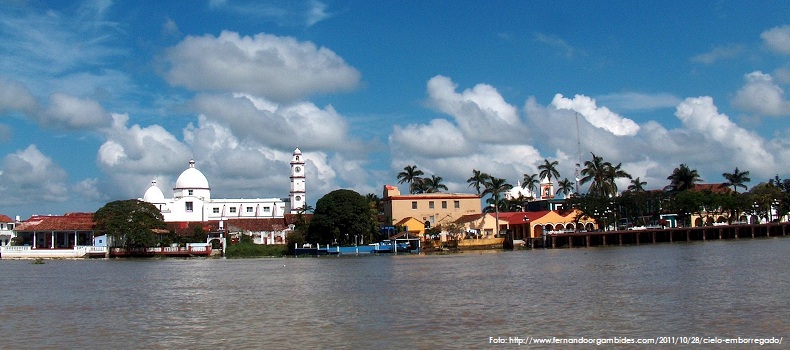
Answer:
[109, 246, 212, 257]
[524, 222, 789, 249]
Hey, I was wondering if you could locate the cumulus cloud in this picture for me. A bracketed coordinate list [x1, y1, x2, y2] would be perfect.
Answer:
[192, 93, 359, 151]
[551, 94, 640, 136]
[732, 71, 790, 116]
[0, 145, 68, 204]
[0, 76, 39, 114]
[164, 31, 360, 102]
[97, 113, 192, 198]
[43, 93, 112, 129]
[426, 75, 525, 143]
[389, 119, 471, 158]
[675, 96, 774, 171]
[595, 92, 682, 112]
[761, 25, 790, 55]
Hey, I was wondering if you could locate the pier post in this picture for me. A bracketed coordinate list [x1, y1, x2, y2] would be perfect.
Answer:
[652, 232, 656, 243]
[636, 232, 640, 245]
[602, 235, 606, 245]
[686, 230, 690, 242]
[586, 235, 590, 248]
[618, 233, 622, 246]
[551, 236, 556, 248]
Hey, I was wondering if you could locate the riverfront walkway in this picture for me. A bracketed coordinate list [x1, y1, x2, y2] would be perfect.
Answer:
[524, 222, 789, 249]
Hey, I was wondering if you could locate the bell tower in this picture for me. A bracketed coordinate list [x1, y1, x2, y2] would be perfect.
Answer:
[290, 147, 306, 213]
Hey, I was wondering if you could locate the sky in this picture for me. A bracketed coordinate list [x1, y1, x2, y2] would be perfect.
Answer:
[1, 0, 790, 219]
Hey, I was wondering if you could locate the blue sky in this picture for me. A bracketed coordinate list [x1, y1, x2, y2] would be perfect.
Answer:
[1, 0, 790, 218]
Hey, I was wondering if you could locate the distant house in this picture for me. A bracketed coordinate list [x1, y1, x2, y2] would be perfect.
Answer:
[453, 213, 499, 237]
[382, 185, 481, 230]
[393, 217, 425, 236]
[1, 213, 102, 259]
[496, 210, 597, 240]
[0, 214, 15, 247]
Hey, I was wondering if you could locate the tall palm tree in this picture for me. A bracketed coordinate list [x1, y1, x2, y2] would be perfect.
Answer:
[722, 167, 750, 193]
[425, 175, 448, 193]
[557, 178, 575, 196]
[396, 165, 424, 194]
[538, 159, 560, 183]
[411, 177, 429, 194]
[482, 176, 512, 237]
[627, 177, 647, 192]
[522, 173, 539, 198]
[666, 164, 702, 192]
[467, 169, 490, 195]
[579, 153, 631, 197]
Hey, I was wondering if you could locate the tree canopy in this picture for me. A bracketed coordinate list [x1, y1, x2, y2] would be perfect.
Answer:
[93, 199, 165, 250]
[307, 189, 379, 245]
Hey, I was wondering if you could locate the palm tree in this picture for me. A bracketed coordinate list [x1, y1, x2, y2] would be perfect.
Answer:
[722, 167, 750, 193]
[557, 178, 574, 196]
[411, 177, 430, 194]
[627, 177, 647, 192]
[482, 176, 512, 237]
[522, 173, 539, 198]
[425, 175, 448, 193]
[579, 153, 631, 197]
[467, 169, 490, 195]
[397, 165, 424, 194]
[666, 164, 702, 192]
[538, 159, 560, 184]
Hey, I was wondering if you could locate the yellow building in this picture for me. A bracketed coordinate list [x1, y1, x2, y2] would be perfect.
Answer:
[382, 185, 482, 229]
[394, 217, 426, 235]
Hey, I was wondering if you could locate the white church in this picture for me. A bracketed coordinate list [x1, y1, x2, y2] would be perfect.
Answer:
[141, 148, 306, 222]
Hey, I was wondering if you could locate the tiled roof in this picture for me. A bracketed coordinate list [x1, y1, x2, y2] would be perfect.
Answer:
[15, 213, 95, 231]
[0, 214, 13, 222]
[454, 213, 486, 224]
[692, 183, 732, 194]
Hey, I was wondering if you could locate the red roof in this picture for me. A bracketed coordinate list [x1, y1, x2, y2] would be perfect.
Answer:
[0, 214, 13, 222]
[15, 213, 95, 231]
[226, 218, 289, 232]
[496, 211, 552, 223]
[692, 183, 732, 194]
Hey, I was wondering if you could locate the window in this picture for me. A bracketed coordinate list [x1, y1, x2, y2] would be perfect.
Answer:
[442, 201, 447, 209]
[411, 201, 417, 210]
[229, 207, 236, 213]
[247, 207, 254, 213]
[213, 207, 220, 214]
[185, 201, 193, 212]
[264, 207, 271, 213]
[454, 200, 460, 209]
[429, 201, 434, 209]
[188, 190, 194, 196]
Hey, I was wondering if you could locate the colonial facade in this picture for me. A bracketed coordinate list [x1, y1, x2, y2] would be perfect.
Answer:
[382, 185, 482, 228]
[141, 148, 305, 222]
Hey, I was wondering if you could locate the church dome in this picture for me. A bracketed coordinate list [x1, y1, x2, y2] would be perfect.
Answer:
[143, 180, 165, 203]
[174, 159, 210, 190]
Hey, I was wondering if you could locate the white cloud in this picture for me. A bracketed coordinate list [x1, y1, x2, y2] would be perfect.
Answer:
[534, 33, 582, 58]
[0, 145, 68, 204]
[551, 94, 640, 136]
[73, 178, 107, 201]
[426, 75, 525, 143]
[97, 113, 192, 198]
[43, 93, 112, 129]
[192, 93, 359, 151]
[690, 45, 743, 64]
[595, 92, 682, 111]
[761, 25, 790, 55]
[0, 76, 38, 114]
[732, 71, 790, 116]
[675, 96, 774, 171]
[389, 119, 471, 158]
[164, 31, 360, 102]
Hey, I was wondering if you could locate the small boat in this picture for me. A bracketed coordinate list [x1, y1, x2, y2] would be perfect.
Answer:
[372, 240, 410, 253]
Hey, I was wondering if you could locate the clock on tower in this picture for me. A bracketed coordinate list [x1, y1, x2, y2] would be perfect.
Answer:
[289, 148, 306, 213]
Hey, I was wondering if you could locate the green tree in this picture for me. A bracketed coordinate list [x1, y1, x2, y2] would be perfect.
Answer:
[522, 173, 539, 198]
[424, 175, 448, 193]
[557, 178, 575, 196]
[666, 164, 702, 192]
[579, 153, 631, 197]
[467, 169, 490, 195]
[482, 176, 512, 237]
[722, 167, 750, 193]
[538, 159, 560, 184]
[397, 165, 424, 194]
[627, 177, 647, 192]
[94, 199, 165, 251]
[307, 189, 379, 245]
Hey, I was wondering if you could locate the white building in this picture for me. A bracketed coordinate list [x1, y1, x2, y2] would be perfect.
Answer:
[142, 148, 306, 222]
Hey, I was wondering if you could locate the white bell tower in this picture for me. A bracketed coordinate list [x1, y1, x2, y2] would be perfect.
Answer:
[290, 147, 306, 213]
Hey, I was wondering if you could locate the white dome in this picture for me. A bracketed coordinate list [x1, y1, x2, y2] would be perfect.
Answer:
[174, 159, 210, 190]
[143, 180, 165, 203]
